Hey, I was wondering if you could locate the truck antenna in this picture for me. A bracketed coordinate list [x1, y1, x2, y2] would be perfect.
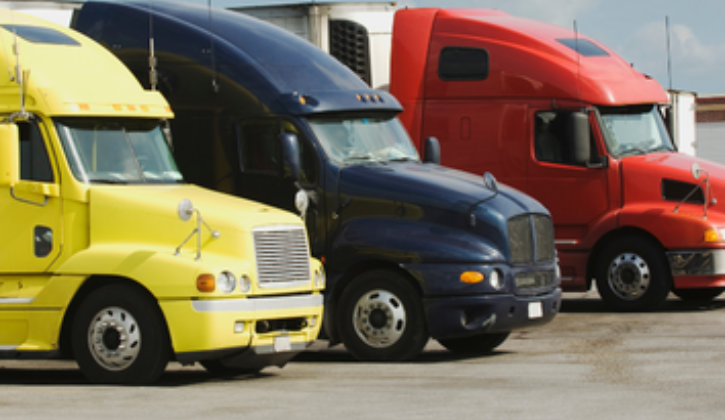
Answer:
[207, 0, 219, 93]
[148, 0, 158, 91]
[11, 29, 30, 120]
[574, 20, 583, 104]
[666, 16, 673, 90]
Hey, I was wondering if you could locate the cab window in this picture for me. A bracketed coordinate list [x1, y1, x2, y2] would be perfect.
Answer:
[19, 121, 53, 182]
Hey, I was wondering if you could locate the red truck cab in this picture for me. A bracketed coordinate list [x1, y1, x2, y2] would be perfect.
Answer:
[391, 8, 725, 310]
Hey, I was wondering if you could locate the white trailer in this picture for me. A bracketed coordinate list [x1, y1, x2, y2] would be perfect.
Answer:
[232, 2, 397, 90]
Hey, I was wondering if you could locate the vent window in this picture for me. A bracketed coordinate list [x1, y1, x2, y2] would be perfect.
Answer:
[329, 20, 371, 85]
[556, 38, 609, 57]
[1, 25, 79, 45]
[438, 47, 489, 81]
[661, 179, 705, 204]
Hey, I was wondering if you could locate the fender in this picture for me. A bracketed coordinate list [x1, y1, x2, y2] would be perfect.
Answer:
[619, 204, 725, 250]
[328, 216, 505, 271]
[55, 245, 254, 299]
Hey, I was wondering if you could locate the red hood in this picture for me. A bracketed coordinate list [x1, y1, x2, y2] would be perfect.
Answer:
[622, 152, 725, 219]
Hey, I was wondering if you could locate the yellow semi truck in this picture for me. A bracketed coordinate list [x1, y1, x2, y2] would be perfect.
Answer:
[0, 9, 324, 384]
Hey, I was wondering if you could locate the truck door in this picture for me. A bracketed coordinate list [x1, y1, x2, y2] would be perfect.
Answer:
[0, 120, 63, 273]
[0, 120, 63, 348]
[527, 110, 609, 244]
[234, 118, 326, 256]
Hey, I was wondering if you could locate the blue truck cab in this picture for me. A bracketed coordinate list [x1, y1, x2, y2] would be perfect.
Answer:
[75, 1, 562, 361]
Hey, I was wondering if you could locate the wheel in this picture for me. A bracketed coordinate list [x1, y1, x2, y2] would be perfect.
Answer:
[595, 236, 671, 311]
[338, 269, 428, 361]
[72, 284, 170, 385]
[200, 359, 261, 377]
[438, 332, 510, 354]
[673, 288, 724, 302]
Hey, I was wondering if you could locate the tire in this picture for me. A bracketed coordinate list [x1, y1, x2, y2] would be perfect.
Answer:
[438, 332, 510, 354]
[673, 288, 724, 302]
[200, 360, 261, 377]
[72, 284, 170, 385]
[595, 235, 671, 311]
[338, 269, 428, 361]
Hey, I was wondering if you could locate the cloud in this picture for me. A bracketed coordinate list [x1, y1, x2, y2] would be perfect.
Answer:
[620, 21, 725, 91]
[405, 0, 598, 28]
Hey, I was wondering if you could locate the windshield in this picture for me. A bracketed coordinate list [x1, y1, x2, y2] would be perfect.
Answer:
[307, 115, 420, 165]
[598, 105, 674, 158]
[56, 118, 183, 184]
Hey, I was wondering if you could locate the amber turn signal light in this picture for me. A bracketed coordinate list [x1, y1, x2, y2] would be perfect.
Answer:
[197, 273, 216, 292]
[460, 271, 484, 284]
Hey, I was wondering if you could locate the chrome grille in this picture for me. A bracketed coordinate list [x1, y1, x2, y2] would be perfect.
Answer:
[533, 214, 555, 261]
[253, 225, 310, 288]
[507, 214, 554, 264]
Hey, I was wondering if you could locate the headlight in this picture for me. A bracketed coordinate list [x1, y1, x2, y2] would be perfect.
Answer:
[239, 274, 252, 293]
[489, 269, 503, 290]
[314, 268, 326, 288]
[217, 271, 236, 294]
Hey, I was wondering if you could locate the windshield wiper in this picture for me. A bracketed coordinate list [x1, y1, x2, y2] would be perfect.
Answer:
[89, 179, 128, 184]
[618, 147, 647, 157]
[388, 157, 417, 162]
[649, 145, 673, 153]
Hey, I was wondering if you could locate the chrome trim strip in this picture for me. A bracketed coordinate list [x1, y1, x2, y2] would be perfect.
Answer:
[667, 249, 725, 276]
[0, 345, 18, 350]
[555, 240, 578, 245]
[192, 294, 323, 313]
[560, 276, 575, 282]
[0, 298, 35, 304]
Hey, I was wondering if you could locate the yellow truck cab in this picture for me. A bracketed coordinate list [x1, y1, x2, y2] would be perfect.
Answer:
[0, 9, 324, 384]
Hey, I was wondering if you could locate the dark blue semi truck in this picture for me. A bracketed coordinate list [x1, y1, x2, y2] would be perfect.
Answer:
[74, 1, 562, 362]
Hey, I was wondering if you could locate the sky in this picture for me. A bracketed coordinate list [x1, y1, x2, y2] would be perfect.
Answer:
[180, 0, 725, 95]
[19, 0, 725, 95]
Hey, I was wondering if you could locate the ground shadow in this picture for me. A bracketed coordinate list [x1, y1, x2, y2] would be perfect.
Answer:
[561, 296, 725, 314]
[293, 344, 511, 364]
[0, 364, 278, 387]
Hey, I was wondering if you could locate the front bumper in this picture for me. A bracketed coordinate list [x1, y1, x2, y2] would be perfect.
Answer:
[160, 293, 323, 365]
[424, 288, 561, 340]
[668, 249, 725, 289]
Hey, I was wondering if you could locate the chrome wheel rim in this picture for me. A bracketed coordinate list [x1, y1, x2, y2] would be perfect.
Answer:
[352, 289, 406, 348]
[87, 306, 141, 371]
[608, 253, 650, 301]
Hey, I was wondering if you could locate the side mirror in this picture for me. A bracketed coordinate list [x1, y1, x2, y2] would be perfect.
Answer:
[280, 133, 301, 183]
[423, 136, 441, 164]
[567, 112, 591, 165]
[0, 124, 19, 187]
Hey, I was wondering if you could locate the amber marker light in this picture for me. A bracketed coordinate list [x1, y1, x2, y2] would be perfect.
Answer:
[196, 273, 216, 292]
[704, 228, 720, 242]
[460, 271, 484, 284]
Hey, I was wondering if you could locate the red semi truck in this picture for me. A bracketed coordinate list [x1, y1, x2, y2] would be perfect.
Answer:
[390, 8, 725, 311]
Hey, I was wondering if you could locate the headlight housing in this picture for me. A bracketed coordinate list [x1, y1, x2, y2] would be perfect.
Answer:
[488, 269, 503, 290]
[217, 271, 236, 294]
[239, 274, 252, 293]
[314, 268, 326, 288]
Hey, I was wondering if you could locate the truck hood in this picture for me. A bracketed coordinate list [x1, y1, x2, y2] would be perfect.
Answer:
[339, 162, 549, 220]
[622, 152, 725, 215]
[89, 184, 303, 258]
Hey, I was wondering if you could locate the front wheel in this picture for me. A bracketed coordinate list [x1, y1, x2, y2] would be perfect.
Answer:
[338, 269, 428, 361]
[72, 284, 170, 385]
[438, 332, 510, 354]
[595, 236, 671, 311]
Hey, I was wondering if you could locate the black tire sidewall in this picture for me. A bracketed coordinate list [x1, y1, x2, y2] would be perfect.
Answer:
[72, 284, 169, 385]
[595, 236, 671, 311]
[338, 270, 428, 361]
